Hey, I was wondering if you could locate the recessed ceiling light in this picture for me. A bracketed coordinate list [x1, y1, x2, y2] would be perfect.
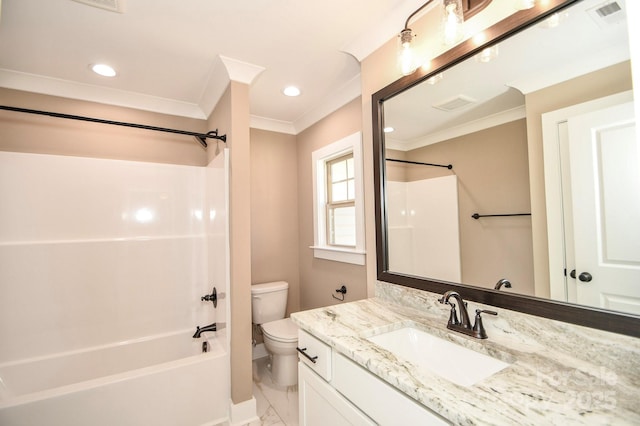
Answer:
[384, 127, 395, 133]
[283, 86, 301, 97]
[91, 63, 117, 77]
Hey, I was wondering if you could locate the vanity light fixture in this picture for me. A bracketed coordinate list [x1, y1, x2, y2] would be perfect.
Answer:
[91, 63, 117, 77]
[442, 0, 464, 46]
[398, 0, 464, 76]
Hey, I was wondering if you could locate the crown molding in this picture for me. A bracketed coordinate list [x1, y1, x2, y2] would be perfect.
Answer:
[0, 68, 207, 119]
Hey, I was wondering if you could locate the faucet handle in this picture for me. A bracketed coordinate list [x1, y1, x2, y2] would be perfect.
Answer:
[472, 309, 497, 339]
[201, 286, 217, 308]
[447, 302, 459, 326]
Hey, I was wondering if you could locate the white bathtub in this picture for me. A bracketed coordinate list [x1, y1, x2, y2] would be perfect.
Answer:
[0, 330, 229, 426]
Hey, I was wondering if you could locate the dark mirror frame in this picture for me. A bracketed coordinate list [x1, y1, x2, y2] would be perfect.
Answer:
[372, 0, 640, 338]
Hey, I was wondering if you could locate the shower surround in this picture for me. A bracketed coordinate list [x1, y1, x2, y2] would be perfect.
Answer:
[0, 150, 230, 425]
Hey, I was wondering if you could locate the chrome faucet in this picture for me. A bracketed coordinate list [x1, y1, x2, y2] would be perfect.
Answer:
[494, 279, 512, 290]
[192, 322, 217, 338]
[438, 290, 497, 339]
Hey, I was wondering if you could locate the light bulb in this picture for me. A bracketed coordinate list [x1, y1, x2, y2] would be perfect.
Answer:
[398, 29, 417, 75]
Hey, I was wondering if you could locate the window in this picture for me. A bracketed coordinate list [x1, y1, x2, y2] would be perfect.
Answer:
[326, 153, 355, 247]
[311, 132, 365, 265]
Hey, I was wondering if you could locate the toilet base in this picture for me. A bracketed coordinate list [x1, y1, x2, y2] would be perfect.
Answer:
[270, 353, 298, 386]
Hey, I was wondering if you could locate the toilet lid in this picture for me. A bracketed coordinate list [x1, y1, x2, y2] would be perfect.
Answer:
[262, 318, 298, 343]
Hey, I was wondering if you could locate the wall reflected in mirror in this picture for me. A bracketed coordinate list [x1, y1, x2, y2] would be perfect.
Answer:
[381, 0, 639, 315]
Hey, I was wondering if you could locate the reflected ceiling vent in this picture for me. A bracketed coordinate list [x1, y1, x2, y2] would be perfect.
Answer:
[71, 0, 125, 13]
[587, 1, 625, 28]
[432, 95, 476, 112]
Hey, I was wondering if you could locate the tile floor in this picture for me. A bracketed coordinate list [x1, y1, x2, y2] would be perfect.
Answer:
[250, 356, 299, 426]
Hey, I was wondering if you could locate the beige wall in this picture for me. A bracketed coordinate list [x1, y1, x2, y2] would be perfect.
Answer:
[210, 82, 254, 405]
[0, 88, 208, 165]
[525, 61, 633, 298]
[296, 98, 368, 310]
[250, 128, 300, 315]
[398, 119, 533, 294]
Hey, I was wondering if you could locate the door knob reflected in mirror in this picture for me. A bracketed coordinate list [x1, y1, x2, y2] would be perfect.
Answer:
[569, 270, 592, 282]
[578, 272, 593, 282]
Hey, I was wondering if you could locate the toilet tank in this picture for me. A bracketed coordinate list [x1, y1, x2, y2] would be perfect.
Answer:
[251, 281, 289, 324]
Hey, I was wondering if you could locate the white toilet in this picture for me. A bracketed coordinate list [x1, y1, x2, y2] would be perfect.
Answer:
[251, 281, 299, 386]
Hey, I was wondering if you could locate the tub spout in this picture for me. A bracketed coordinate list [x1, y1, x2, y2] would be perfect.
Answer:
[193, 322, 217, 338]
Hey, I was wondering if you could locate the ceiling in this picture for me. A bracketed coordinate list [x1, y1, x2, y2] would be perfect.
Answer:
[384, 0, 630, 151]
[0, 0, 431, 134]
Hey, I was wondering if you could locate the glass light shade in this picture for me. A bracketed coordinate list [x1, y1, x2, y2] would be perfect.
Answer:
[398, 28, 418, 76]
[442, 0, 464, 46]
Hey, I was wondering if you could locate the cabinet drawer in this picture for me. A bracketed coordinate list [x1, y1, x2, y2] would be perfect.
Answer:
[297, 330, 332, 381]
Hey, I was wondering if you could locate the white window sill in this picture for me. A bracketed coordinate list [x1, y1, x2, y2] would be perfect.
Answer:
[310, 246, 366, 265]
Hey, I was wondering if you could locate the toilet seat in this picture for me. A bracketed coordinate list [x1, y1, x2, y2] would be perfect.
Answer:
[261, 318, 298, 343]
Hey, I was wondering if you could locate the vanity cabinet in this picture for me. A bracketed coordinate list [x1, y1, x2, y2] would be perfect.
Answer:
[298, 330, 450, 426]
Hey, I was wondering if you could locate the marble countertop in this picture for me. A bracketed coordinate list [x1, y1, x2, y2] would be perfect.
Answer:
[291, 295, 640, 426]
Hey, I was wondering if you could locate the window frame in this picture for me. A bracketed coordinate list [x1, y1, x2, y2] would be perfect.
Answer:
[311, 132, 365, 265]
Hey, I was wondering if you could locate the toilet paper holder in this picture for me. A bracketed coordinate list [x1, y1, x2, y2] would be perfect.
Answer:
[332, 285, 347, 301]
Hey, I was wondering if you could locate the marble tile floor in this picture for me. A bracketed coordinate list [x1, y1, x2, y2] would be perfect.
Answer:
[249, 356, 299, 426]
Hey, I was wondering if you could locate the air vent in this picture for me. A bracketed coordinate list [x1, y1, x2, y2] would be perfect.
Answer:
[596, 2, 621, 17]
[587, 1, 625, 28]
[72, 0, 125, 13]
[432, 95, 476, 112]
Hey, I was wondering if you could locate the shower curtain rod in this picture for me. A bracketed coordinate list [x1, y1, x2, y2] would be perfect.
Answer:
[471, 213, 531, 219]
[386, 158, 453, 170]
[0, 105, 226, 148]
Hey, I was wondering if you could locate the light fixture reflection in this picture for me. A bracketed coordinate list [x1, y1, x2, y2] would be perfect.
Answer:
[427, 73, 444, 85]
[515, 0, 536, 10]
[134, 208, 154, 223]
[475, 45, 499, 63]
[540, 11, 569, 28]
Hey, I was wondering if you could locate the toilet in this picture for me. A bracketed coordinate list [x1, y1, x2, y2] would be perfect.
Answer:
[251, 281, 299, 386]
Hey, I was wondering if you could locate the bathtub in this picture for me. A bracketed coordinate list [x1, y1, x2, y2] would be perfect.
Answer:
[0, 329, 229, 426]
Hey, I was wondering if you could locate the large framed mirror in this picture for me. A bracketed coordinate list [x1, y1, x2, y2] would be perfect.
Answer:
[373, 0, 640, 337]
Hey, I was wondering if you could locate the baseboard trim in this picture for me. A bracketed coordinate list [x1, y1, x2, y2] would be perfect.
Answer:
[229, 397, 258, 426]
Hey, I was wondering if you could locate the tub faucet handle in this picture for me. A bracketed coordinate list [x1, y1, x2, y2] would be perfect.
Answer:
[201, 286, 217, 308]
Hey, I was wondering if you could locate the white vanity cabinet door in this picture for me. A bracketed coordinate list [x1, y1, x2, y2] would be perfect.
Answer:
[299, 363, 375, 426]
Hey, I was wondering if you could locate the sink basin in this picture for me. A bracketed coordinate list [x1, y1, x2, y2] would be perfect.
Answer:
[367, 327, 510, 387]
